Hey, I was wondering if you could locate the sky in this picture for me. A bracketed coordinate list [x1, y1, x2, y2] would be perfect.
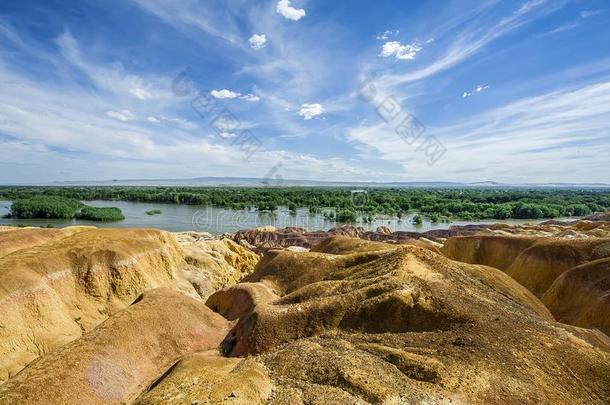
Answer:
[0, 0, 609, 184]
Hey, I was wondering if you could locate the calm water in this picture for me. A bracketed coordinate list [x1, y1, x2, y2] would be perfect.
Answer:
[0, 200, 569, 235]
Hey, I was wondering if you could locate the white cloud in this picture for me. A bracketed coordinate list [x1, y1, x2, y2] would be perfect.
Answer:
[241, 94, 260, 102]
[380, 41, 422, 61]
[276, 0, 306, 21]
[147, 116, 161, 123]
[0, 27, 377, 183]
[106, 110, 136, 121]
[249, 33, 267, 50]
[299, 103, 324, 120]
[462, 84, 490, 98]
[219, 132, 236, 139]
[210, 89, 259, 102]
[129, 87, 153, 100]
[376, 30, 399, 40]
[210, 89, 240, 99]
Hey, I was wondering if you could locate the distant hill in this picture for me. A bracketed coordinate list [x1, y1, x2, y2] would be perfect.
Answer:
[4, 177, 610, 189]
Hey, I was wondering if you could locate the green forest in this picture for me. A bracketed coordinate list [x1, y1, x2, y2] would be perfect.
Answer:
[6, 195, 124, 221]
[1, 186, 609, 222]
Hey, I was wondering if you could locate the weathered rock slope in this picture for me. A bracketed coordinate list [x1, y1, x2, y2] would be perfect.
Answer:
[0, 227, 257, 382]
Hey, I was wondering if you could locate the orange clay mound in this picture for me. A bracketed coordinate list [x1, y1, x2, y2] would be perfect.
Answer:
[542, 257, 610, 336]
[442, 235, 610, 334]
[505, 238, 610, 297]
[0, 227, 257, 382]
[0, 288, 229, 404]
[443, 236, 610, 296]
[441, 235, 539, 270]
[204, 236, 610, 404]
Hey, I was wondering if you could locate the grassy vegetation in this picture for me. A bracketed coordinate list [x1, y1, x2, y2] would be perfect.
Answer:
[75, 207, 125, 221]
[1, 186, 609, 221]
[7, 195, 124, 222]
[145, 209, 162, 216]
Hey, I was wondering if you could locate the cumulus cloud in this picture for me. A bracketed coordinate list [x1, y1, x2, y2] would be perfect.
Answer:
[210, 89, 240, 99]
[106, 110, 136, 121]
[462, 84, 490, 98]
[147, 116, 161, 123]
[380, 41, 422, 60]
[210, 89, 260, 102]
[299, 103, 324, 120]
[277, 0, 306, 21]
[249, 33, 267, 50]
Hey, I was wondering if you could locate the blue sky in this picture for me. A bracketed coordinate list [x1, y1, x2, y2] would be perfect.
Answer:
[0, 0, 609, 184]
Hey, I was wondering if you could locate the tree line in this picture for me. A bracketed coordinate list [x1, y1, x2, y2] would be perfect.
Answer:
[1, 186, 608, 221]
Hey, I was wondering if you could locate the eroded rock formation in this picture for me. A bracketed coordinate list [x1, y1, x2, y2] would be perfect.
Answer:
[0, 226, 609, 404]
[0, 227, 257, 382]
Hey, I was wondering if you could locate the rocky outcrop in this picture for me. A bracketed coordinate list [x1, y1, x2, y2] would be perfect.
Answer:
[174, 232, 260, 299]
[226, 215, 610, 254]
[0, 227, 257, 382]
[228, 225, 460, 253]
[228, 225, 367, 252]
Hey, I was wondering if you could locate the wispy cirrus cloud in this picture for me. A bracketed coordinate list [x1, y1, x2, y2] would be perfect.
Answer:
[347, 78, 610, 182]
[375, 0, 563, 90]
[540, 7, 604, 37]
[1, 0, 609, 184]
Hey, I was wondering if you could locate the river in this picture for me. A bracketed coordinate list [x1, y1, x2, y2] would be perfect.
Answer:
[0, 200, 573, 235]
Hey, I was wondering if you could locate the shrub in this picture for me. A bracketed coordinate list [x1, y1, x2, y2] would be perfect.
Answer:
[75, 207, 125, 221]
[336, 209, 357, 222]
